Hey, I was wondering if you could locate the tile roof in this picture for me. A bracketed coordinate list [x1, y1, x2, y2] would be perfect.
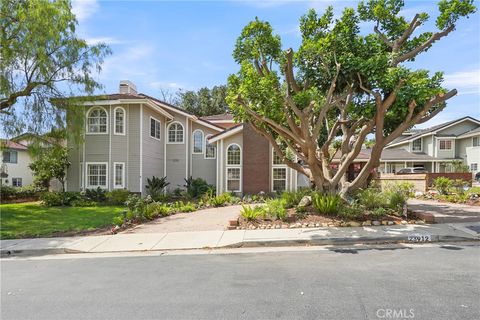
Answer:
[333, 148, 458, 161]
[0, 140, 28, 150]
[201, 113, 234, 121]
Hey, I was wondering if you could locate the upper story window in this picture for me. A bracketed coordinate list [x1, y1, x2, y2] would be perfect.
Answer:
[227, 144, 241, 165]
[273, 150, 283, 165]
[168, 122, 184, 143]
[2, 150, 17, 163]
[412, 138, 422, 152]
[192, 130, 204, 153]
[205, 135, 216, 159]
[87, 107, 108, 134]
[439, 140, 452, 150]
[150, 117, 161, 140]
[473, 137, 479, 147]
[114, 107, 125, 135]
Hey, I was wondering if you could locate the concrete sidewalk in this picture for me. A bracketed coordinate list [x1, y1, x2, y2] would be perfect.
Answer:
[2, 223, 479, 257]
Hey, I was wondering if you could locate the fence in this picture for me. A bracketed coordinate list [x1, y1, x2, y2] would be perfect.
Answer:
[376, 172, 473, 193]
[426, 172, 472, 187]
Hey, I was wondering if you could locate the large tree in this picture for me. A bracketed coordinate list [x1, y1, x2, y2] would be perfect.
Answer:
[227, 0, 476, 196]
[0, 0, 111, 136]
[177, 85, 229, 116]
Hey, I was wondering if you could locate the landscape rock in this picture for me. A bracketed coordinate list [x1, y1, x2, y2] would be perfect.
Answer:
[415, 220, 425, 224]
[387, 221, 394, 225]
[372, 221, 381, 226]
[348, 221, 361, 227]
[401, 220, 408, 225]
[298, 196, 312, 207]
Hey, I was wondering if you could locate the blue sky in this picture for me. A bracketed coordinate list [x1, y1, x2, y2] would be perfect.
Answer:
[72, 0, 480, 128]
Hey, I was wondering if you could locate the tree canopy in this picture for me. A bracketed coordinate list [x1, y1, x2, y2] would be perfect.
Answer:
[0, 0, 111, 136]
[176, 85, 229, 117]
[227, 0, 476, 196]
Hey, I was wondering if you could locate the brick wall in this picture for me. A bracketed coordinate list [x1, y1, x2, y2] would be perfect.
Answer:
[242, 124, 270, 194]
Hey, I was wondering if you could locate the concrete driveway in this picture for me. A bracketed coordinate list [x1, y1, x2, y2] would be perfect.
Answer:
[123, 205, 243, 234]
[408, 198, 480, 223]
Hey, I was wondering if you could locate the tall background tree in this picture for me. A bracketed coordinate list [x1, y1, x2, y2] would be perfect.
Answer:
[0, 0, 111, 137]
[176, 85, 229, 116]
[227, 0, 476, 196]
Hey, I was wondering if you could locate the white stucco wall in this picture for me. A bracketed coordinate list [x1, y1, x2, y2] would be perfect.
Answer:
[1, 150, 34, 187]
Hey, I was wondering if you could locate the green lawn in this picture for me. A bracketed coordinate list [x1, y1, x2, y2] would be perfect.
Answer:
[0, 202, 124, 239]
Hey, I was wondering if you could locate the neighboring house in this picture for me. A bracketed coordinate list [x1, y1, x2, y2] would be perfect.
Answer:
[0, 140, 33, 188]
[66, 80, 480, 195]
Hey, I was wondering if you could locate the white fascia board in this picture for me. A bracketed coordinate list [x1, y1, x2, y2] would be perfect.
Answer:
[386, 133, 434, 148]
[149, 99, 196, 120]
[208, 125, 243, 143]
[434, 117, 480, 134]
[193, 119, 224, 132]
[144, 100, 174, 120]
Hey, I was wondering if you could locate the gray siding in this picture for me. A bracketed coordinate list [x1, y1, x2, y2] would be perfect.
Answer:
[127, 105, 141, 192]
[141, 106, 166, 194]
[165, 113, 188, 191]
[191, 122, 217, 186]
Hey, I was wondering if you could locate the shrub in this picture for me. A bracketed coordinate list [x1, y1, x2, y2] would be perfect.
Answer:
[338, 204, 363, 220]
[433, 177, 453, 195]
[264, 198, 287, 220]
[40, 192, 81, 206]
[124, 195, 152, 221]
[184, 176, 211, 198]
[106, 189, 130, 205]
[467, 186, 480, 196]
[240, 205, 262, 221]
[15, 185, 41, 199]
[171, 201, 196, 213]
[85, 187, 107, 202]
[0, 185, 16, 200]
[356, 187, 388, 210]
[146, 176, 170, 201]
[312, 193, 342, 216]
[387, 192, 406, 212]
[211, 192, 234, 207]
[372, 207, 388, 219]
[281, 188, 310, 208]
[112, 215, 125, 226]
[384, 182, 415, 199]
[71, 199, 97, 207]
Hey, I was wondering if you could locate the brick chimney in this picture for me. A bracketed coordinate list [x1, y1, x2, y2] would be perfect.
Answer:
[119, 80, 137, 95]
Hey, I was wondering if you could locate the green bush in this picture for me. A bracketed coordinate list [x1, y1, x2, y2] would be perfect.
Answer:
[112, 215, 125, 226]
[71, 199, 97, 207]
[0, 185, 16, 200]
[387, 192, 406, 212]
[240, 205, 262, 221]
[384, 182, 415, 199]
[85, 187, 107, 202]
[338, 204, 363, 220]
[124, 195, 152, 221]
[356, 187, 388, 210]
[184, 176, 212, 198]
[264, 198, 287, 220]
[467, 186, 480, 196]
[312, 193, 342, 216]
[281, 188, 310, 208]
[171, 201, 196, 213]
[433, 177, 453, 195]
[372, 207, 387, 219]
[106, 189, 130, 205]
[146, 176, 170, 201]
[40, 192, 81, 206]
[211, 192, 233, 207]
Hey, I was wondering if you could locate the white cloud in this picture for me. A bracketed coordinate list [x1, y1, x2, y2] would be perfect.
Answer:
[444, 69, 480, 96]
[149, 81, 184, 90]
[100, 45, 155, 79]
[72, 0, 99, 22]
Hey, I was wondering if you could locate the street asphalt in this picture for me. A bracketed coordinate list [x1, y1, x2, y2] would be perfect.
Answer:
[1, 243, 479, 320]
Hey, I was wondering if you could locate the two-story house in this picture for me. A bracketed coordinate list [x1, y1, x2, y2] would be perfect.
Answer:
[66, 81, 480, 195]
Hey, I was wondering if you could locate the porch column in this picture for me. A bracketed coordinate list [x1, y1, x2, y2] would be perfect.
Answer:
[385, 162, 388, 173]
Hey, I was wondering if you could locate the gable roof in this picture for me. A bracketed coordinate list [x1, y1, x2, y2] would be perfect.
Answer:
[0, 140, 28, 151]
[457, 126, 480, 139]
[208, 124, 243, 143]
[386, 116, 480, 147]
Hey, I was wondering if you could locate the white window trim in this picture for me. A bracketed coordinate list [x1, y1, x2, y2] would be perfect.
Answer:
[226, 143, 242, 166]
[113, 106, 126, 136]
[12, 177, 22, 187]
[439, 139, 453, 150]
[86, 106, 109, 135]
[204, 134, 216, 160]
[473, 136, 480, 147]
[271, 148, 288, 192]
[192, 129, 204, 154]
[149, 116, 161, 141]
[225, 143, 242, 192]
[85, 162, 108, 189]
[113, 162, 125, 189]
[167, 121, 184, 144]
[412, 138, 422, 152]
[79, 162, 84, 189]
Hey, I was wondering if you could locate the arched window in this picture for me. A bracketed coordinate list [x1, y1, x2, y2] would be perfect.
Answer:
[192, 130, 204, 153]
[205, 135, 216, 159]
[227, 144, 241, 165]
[168, 122, 184, 143]
[114, 107, 125, 135]
[87, 107, 108, 133]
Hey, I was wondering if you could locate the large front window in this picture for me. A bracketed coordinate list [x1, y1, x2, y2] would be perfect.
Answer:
[227, 144, 241, 165]
[439, 140, 452, 150]
[227, 168, 241, 192]
[272, 168, 287, 192]
[193, 130, 204, 153]
[168, 122, 184, 143]
[412, 138, 422, 152]
[87, 163, 107, 188]
[87, 108, 108, 133]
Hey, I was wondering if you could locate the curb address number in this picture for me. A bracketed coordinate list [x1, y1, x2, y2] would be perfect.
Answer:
[408, 234, 432, 242]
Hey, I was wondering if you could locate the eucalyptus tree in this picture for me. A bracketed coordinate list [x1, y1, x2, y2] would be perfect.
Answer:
[227, 0, 475, 196]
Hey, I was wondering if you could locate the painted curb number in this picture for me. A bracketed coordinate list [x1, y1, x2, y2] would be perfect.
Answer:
[408, 234, 432, 242]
